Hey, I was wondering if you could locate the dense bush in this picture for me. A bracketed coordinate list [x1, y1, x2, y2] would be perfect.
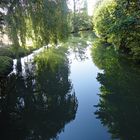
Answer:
[0, 46, 36, 59]
[0, 56, 13, 76]
[93, 0, 140, 61]
[0, 47, 15, 58]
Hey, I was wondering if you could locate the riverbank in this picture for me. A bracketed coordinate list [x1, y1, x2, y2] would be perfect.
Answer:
[0, 46, 37, 76]
[0, 56, 13, 76]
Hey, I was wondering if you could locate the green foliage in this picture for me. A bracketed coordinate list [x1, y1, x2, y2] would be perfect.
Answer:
[3, 0, 69, 49]
[35, 46, 68, 72]
[70, 12, 93, 32]
[91, 39, 117, 69]
[93, 0, 140, 61]
[0, 47, 15, 58]
[0, 56, 13, 75]
[0, 46, 37, 59]
[93, 0, 116, 36]
[69, 0, 92, 32]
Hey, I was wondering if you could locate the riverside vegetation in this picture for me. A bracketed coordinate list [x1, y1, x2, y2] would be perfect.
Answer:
[0, 0, 92, 75]
[93, 0, 140, 62]
[0, 0, 140, 71]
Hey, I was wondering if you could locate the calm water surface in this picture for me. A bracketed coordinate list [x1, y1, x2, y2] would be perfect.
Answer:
[0, 33, 140, 140]
[59, 47, 111, 140]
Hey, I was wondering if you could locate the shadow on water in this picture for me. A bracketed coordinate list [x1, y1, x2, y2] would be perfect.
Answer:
[0, 46, 78, 140]
[91, 39, 140, 140]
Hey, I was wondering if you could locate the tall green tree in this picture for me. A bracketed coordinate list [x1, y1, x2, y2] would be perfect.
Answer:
[70, 0, 92, 32]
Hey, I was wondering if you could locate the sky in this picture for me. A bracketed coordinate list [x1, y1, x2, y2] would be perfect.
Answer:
[68, 0, 98, 16]
[87, 0, 97, 15]
[0, 0, 98, 16]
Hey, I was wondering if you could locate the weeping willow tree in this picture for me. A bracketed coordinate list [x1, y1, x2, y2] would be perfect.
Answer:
[4, 0, 69, 48]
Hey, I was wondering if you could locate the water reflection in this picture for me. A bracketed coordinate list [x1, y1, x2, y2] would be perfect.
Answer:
[0, 46, 78, 140]
[91, 39, 140, 140]
[68, 31, 96, 61]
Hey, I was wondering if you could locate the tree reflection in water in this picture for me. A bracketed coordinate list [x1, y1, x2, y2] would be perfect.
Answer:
[67, 31, 96, 61]
[91, 39, 140, 140]
[0, 46, 78, 140]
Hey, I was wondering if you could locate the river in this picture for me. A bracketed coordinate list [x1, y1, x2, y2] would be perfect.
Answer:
[0, 32, 140, 140]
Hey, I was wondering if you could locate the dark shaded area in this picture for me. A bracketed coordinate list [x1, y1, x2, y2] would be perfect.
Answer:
[70, 27, 93, 34]
[0, 56, 13, 76]
[0, 47, 78, 140]
[92, 40, 140, 140]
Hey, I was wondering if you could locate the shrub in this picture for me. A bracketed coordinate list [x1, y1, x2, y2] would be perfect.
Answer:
[0, 56, 13, 76]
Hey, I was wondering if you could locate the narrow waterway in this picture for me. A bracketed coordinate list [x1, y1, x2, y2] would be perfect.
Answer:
[59, 46, 111, 140]
[0, 32, 140, 140]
